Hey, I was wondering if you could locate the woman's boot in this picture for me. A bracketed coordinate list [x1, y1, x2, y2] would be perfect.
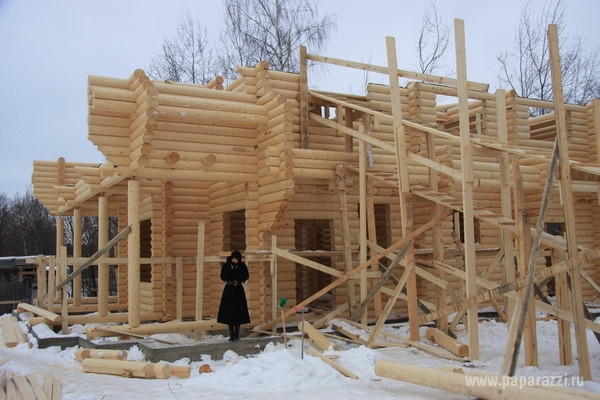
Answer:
[228, 325, 235, 341]
[234, 324, 240, 340]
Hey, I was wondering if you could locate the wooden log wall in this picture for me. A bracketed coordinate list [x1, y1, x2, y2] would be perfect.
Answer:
[205, 183, 239, 318]
[284, 185, 356, 310]
[32, 159, 102, 215]
[89, 69, 265, 178]
[528, 104, 592, 163]
[237, 62, 301, 321]
[31, 48, 600, 333]
[505, 90, 530, 142]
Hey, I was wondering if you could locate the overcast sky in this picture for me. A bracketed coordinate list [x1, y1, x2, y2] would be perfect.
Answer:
[0, 0, 598, 198]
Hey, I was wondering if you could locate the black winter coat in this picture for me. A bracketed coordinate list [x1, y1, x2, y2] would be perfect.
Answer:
[217, 258, 251, 325]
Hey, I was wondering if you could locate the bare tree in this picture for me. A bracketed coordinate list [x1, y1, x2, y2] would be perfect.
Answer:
[9, 190, 55, 256]
[219, 0, 336, 80]
[0, 194, 10, 256]
[415, 1, 450, 76]
[147, 9, 216, 84]
[498, 0, 600, 115]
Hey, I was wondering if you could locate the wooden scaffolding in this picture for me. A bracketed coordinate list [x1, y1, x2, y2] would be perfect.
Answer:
[26, 19, 600, 381]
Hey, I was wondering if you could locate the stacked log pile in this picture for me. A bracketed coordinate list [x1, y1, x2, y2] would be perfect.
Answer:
[0, 368, 61, 400]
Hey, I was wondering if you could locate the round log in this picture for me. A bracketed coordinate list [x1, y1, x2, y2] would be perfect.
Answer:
[374, 360, 586, 400]
[81, 358, 172, 379]
[74, 348, 127, 361]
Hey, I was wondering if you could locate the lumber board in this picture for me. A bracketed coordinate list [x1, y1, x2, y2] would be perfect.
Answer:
[338, 318, 465, 362]
[298, 321, 339, 351]
[419, 248, 600, 324]
[0, 316, 18, 348]
[550, 23, 591, 380]
[55, 225, 131, 290]
[16, 304, 61, 324]
[249, 209, 451, 336]
[44, 375, 61, 400]
[306, 348, 358, 379]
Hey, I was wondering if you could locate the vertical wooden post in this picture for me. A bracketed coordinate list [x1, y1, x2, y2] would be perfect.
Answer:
[593, 99, 600, 163]
[53, 217, 64, 310]
[362, 115, 379, 318]
[515, 177, 538, 367]
[299, 45, 309, 149]
[337, 166, 357, 315]
[176, 257, 183, 321]
[47, 256, 56, 311]
[60, 245, 68, 334]
[366, 179, 383, 318]
[425, 94, 447, 333]
[553, 248, 572, 364]
[98, 196, 109, 316]
[454, 19, 479, 359]
[502, 136, 559, 375]
[345, 108, 354, 152]
[386, 36, 419, 341]
[358, 139, 367, 322]
[271, 235, 279, 332]
[73, 208, 82, 307]
[496, 90, 516, 319]
[128, 179, 141, 328]
[515, 156, 538, 367]
[36, 255, 47, 307]
[195, 221, 205, 340]
[548, 24, 591, 380]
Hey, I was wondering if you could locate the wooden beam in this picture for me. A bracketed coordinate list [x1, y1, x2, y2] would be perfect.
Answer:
[98, 196, 109, 317]
[496, 89, 516, 320]
[195, 221, 205, 340]
[419, 248, 600, 325]
[127, 179, 141, 328]
[299, 45, 309, 149]
[306, 53, 489, 92]
[454, 18, 479, 360]
[55, 225, 131, 290]
[358, 139, 368, 324]
[16, 303, 61, 323]
[73, 208, 82, 307]
[350, 240, 412, 321]
[548, 23, 591, 380]
[501, 139, 557, 375]
[307, 348, 358, 379]
[386, 35, 419, 342]
[366, 262, 416, 347]
[299, 321, 339, 351]
[250, 209, 452, 336]
[271, 246, 342, 278]
[337, 167, 357, 312]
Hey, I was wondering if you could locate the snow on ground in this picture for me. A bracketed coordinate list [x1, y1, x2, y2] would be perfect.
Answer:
[1, 314, 600, 399]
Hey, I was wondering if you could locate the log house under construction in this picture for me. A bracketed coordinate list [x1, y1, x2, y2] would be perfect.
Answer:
[27, 20, 600, 381]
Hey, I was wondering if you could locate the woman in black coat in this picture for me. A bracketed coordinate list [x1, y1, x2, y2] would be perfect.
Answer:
[217, 250, 251, 341]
